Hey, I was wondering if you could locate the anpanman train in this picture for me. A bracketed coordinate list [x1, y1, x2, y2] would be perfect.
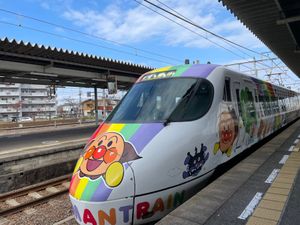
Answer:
[69, 64, 300, 225]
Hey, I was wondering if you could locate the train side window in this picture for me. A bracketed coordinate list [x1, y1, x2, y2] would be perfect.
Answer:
[254, 89, 258, 102]
[223, 77, 231, 102]
[246, 89, 256, 118]
[170, 79, 214, 121]
[235, 89, 242, 115]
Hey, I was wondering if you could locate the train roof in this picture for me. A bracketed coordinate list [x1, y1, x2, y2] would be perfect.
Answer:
[137, 64, 219, 82]
[137, 64, 299, 96]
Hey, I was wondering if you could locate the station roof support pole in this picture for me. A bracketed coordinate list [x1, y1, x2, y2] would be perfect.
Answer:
[94, 86, 99, 125]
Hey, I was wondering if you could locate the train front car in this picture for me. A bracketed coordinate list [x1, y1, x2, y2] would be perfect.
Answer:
[69, 64, 222, 225]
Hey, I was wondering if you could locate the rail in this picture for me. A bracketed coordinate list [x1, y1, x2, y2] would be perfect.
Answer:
[0, 174, 72, 217]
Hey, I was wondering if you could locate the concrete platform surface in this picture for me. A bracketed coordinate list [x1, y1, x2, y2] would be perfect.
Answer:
[0, 124, 96, 154]
[157, 120, 300, 225]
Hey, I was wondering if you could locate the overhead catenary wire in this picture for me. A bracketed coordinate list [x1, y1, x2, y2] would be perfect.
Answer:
[133, 0, 256, 71]
[146, 0, 260, 56]
[0, 4, 282, 73]
[147, 1, 275, 59]
[1, 4, 273, 72]
[154, 0, 251, 58]
[0, 3, 294, 84]
[155, 0, 285, 74]
[0, 8, 182, 64]
[135, 0, 276, 72]
[143, 0, 287, 73]
[0, 20, 174, 65]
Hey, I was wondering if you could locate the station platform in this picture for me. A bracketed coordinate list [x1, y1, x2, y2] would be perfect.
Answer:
[157, 119, 300, 225]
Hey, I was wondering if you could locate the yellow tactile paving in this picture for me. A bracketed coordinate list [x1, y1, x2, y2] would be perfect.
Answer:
[279, 168, 298, 175]
[287, 159, 298, 163]
[267, 187, 290, 195]
[276, 174, 295, 179]
[287, 156, 300, 160]
[285, 163, 300, 168]
[274, 177, 294, 184]
[258, 199, 285, 211]
[290, 153, 300, 158]
[271, 182, 292, 189]
[281, 164, 298, 169]
[283, 162, 299, 167]
[287, 155, 300, 159]
[252, 207, 281, 221]
[246, 143, 300, 225]
[263, 192, 288, 202]
[287, 153, 300, 157]
[285, 162, 300, 167]
[247, 216, 277, 225]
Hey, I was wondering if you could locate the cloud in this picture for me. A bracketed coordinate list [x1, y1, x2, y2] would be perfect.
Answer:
[62, 0, 264, 51]
[40, 2, 50, 10]
[54, 27, 65, 33]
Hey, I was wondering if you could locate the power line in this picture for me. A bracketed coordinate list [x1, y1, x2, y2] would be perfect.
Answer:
[0, 4, 292, 79]
[154, 0, 251, 58]
[0, 8, 182, 63]
[146, 0, 266, 58]
[144, 0, 286, 73]
[0, 20, 174, 65]
[162, 0, 288, 75]
[137, 1, 265, 72]
[0, 4, 281, 73]
[133, 0, 256, 71]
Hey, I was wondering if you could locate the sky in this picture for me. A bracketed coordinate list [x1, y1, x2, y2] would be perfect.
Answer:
[0, 0, 299, 103]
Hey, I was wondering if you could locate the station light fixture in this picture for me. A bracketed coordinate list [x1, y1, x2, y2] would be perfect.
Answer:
[30, 72, 58, 77]
[92, 78, 106, 82]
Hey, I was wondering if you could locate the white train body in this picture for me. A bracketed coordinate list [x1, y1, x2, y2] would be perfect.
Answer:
[69, 64, 300, 225]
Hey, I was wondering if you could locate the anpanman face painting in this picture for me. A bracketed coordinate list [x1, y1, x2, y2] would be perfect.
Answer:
[219, 111, 236, 152]
[78, 132, 141, 187]
[214, 108, 239, 157]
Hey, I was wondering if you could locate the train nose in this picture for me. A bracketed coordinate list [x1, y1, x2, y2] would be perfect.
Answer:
[69, 163, 136, 225]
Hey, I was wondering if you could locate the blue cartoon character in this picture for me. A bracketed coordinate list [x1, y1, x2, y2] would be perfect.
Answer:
[183, 144, 209, 179]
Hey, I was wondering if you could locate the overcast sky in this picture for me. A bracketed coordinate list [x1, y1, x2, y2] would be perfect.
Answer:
[0, 0, 299, 103]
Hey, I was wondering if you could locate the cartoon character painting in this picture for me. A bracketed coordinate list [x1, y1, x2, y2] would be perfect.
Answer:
[257, 119, 266, 140]
[75, 132, 141, 187]
[274, 115, 281, 130]
[183, 144, 209, 179]
[214, 106, 239, 157]
[240, 87, 257, 137]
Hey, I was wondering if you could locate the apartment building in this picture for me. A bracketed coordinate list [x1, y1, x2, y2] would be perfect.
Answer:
[0, 83, 56, 121]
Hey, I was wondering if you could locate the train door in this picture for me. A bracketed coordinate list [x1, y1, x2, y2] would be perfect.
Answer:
[232, 80, 244, 151]
[215, 76, 240, 160]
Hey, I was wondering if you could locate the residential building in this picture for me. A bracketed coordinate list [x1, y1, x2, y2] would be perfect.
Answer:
[57, 103, 78, 118]
[0, 83, 56, 121]
[82, 98, 120, 118]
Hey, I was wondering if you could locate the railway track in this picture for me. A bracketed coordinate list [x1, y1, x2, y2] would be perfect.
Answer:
[0, 174, 71, 217]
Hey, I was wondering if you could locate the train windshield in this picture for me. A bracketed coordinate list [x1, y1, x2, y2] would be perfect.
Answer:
[106, 78, 214, 123]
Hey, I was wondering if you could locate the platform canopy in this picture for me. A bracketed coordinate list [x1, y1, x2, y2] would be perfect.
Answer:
[220, 0, 300, 76]
[0, 38, 153, 89]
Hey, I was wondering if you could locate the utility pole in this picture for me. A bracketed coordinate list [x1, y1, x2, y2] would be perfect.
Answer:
[94, 86, 98, 125]
[253, 57, 258, 77]
[102, 89, 106, 119]
[78, 88, 82, 119]
[18, 84, 22, 118]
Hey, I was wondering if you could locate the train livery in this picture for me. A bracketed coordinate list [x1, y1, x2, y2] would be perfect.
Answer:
[69, 64, 300, 225]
